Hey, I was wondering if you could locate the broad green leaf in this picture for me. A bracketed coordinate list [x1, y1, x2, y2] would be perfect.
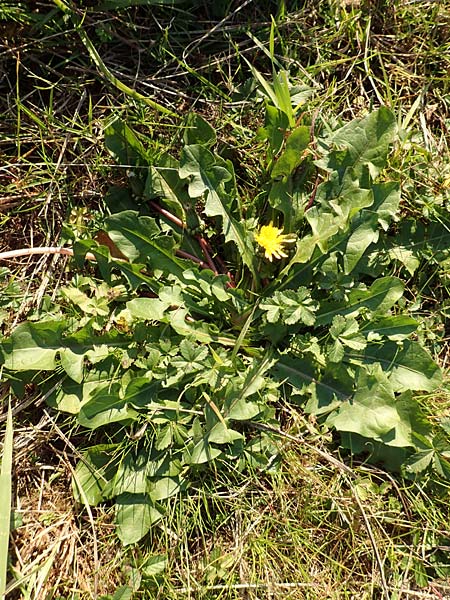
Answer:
[317, 107, 396, 178]
[141, 554, 168, 578]
[179, 144, 232, 198]
[111, 586, 133, 600]
[225, 397, 261, 421]
[105, 118, 149, 167]
[107, 454, 148, 496]
[361, 340, 442, 392]
[126, 297, 171, 322]
[60, 348, 84, 383]
[78, 383, 138, 429]
[273, 354, 319, 393]
[0, 320, 67, 371]
[343, 218, 379, 274]
[179, 145, 256, 274]
[149, 476, 183, 501]
[403, 449, 434, 475]
[186, 438, 222, 464]
[183, 113, 216, 146]
[361, 316, 418, 341]
[123, 378, 161, 409]
[115, 493, 163, 545]
[326, 366, 422, 447]
[372, 181, 401, 230]
[207, 421, 243, 444]
[72, 445, 119, 505]
[105, 210, 186, 280]
[169, 308, 214, 344]
[271, 126, 310, 178]
[316, 277, 404, 326]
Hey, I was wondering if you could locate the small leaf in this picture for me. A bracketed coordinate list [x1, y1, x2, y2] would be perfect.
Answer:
[141, 554, 168, 578]
[403, 449, 434, 474]
[183, 113, 216, 146]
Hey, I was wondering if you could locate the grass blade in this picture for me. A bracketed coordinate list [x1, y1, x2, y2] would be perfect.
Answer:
[0, 401, 13, 598]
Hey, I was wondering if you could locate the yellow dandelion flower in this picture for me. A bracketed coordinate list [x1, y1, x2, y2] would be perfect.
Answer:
[254, 222, 291, 262]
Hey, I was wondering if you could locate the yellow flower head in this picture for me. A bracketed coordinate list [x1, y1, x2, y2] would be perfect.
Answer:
[254, 222, 291, 262]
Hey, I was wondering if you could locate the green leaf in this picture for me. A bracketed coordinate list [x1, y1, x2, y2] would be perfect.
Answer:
[105, 118, 149, 168]
[1, 320, 66, 371]
[179, 145, 256, 274]
[108, 454, 148, 496]
[186, 439, 222, 464]
[317, 106, 396, 178]
[327, 366, 426, 447]
[115, 493, 163, 545]
[141, 554, 168, 578]
[207, 421, 243, 444]
[126, 297, 171, 322]
[72, 445, 119, 505]
[260, 288, 317, 326]
[343, 218, 379, 275]
[105, 210, 186, 279]
[372, 181, 401, 230]
[149, 476, 183, 501]
[361, 315, 418, 341]
[78, 383, 138, 429]
[259, 104, 289, 155]
[403, 449, 434, 475]
[144, 152, 189, 220]
[111, 586, 133, 600]
[361, 340, 442, 392]
[271, 126, 310, 178]
[225, 397, 261, 421]
[183, 113, 216, 146]
[60, 348, 84, 383]
[316, 277, 404, 326]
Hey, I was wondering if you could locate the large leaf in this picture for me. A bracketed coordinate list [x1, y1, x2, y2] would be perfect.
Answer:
[360, 340, 442, 392]
[72, 444, 119, 505]
[179, 145, 256, 273]
[0, 320, 67, 371]
[316, 277, 404, 326]
[316, 106, 396, 178]
[78, 383, 138, 429]
[105, 210, 187, 279]
[327, 366, 427, 447]
[115, 493, 163, 545]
